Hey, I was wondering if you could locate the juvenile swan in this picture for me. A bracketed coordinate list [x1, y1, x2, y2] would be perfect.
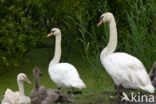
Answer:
[47, 28, 86, 91]
[2, 73, 31, 104]
[30, 66, 62, 104]
[97, 12, 154, 93]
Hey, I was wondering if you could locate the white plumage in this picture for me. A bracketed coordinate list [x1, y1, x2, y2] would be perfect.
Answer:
[2, 89, 19, 104]
[47, 28, 86, 89]
[101, 53, 154, 93]
[2, 73, 31, 104]
[98, 12, 154, 93]
[49, 63, 85, 89]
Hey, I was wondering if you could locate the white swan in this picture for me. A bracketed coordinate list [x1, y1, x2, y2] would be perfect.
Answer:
[47, 28, 86, 90]
[2, 73, 31, 104]
[97, 12, 154, 93]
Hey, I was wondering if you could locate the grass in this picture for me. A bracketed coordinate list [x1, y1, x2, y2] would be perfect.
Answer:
[0, 48, 115, 104]
[0, 0, 155, 103]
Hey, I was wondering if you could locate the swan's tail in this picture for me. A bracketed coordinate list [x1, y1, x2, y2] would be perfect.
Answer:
[72, 79, 86, 89]
[140, 84, 155, 93]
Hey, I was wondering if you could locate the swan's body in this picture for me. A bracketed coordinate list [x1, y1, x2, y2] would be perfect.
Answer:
[47, 28, 86, 89]
[49, 63, 85, 89]
[2, 73, 31, 104]
[98, 12, 154, 93]
[30, 66, 71, 104]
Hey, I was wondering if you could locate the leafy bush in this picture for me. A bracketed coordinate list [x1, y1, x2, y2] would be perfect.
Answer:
[0, 0, 155, 74]
[0, 0, 46, 73]
[65, 0, 156, 72]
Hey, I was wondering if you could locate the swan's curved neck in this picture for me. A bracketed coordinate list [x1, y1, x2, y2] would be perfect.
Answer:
[34, 72, 40, 90]
[101, 17, 117, 57]
[17, 80, 24, 95]
[50, 34, 61, 66]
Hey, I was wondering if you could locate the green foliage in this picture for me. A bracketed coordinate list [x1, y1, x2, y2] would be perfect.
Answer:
[0, 0, 155, 74]
[121, 0, 156, 69]
[0, 0, 47, 73]
[68, 0, 156, 71]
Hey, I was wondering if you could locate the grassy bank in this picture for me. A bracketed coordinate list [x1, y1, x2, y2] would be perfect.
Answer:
[0, 48, 115, 103]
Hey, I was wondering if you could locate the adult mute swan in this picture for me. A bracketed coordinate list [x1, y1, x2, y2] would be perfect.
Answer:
[47, 28, 86, 91]
[97, 12, 154, 93]
[2, 73, 31, 104]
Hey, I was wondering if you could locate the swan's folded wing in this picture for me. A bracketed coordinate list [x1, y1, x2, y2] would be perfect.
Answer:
[2, 89, 19, 104]
[30, 86, 47, 104]
[50, 63, 80, 78]
[4, 89, 14, 95]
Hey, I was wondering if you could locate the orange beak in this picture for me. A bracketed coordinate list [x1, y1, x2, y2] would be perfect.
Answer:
[97, 19, 103, 27]
[47, 32, 53, 37]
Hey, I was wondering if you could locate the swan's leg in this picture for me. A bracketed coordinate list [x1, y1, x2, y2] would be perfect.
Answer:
[115, 85, 123, 97]
[116, 85, 120, 97]
[72, 88, 74, 93]
[67, 88, 75, 94]
[115, 85, 125, 103]
[71, 88, 75, 96]
[67, 89, 74, 98]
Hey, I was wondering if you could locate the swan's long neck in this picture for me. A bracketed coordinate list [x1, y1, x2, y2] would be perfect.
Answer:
[17, 80, 25, 95]
[34, 73, 40, 90]
[101, 17, 117, 56]
[50, 34, 61, 66]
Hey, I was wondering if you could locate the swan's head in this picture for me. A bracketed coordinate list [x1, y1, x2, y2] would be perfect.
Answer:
[47, 28, 61, 37]
[97, 12, 114, 26]
[17, 73, 31, 84]
[33, 66, 42, 77]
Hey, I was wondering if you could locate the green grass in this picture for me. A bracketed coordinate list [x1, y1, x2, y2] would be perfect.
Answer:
[0, 48, 115, 104]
